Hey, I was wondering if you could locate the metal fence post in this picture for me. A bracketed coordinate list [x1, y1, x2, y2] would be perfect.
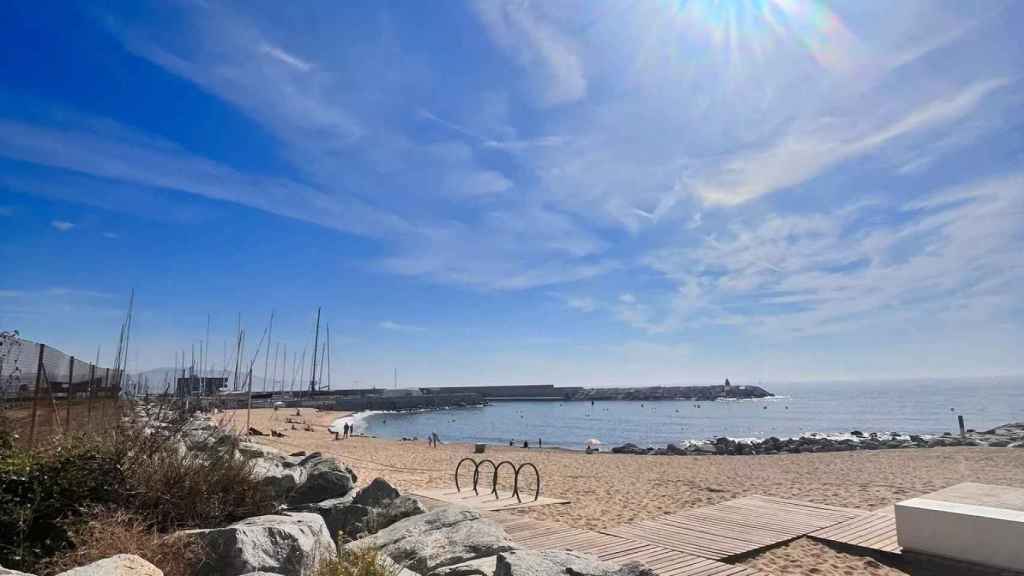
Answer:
[87, 363, 96, 429]
[28, 343, 44, 448]
[102, 366, 109, 422]
[65, 356, 75, 435]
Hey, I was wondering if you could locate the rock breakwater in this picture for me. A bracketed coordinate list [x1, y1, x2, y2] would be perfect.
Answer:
[609, 422, 1024, 456]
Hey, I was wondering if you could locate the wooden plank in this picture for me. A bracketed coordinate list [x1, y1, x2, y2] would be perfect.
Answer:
[686, 500, 851, 529]
[610, 521, 752, 554]
[601, 495, 863, 560]
[486, 512, 768, 576]
[808, 509, 901, 554]
[748, 495, 864, 515]
[652, 516, 787, 545]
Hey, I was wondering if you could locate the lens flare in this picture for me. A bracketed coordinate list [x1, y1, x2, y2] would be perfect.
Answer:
[660, 0, 861, 75]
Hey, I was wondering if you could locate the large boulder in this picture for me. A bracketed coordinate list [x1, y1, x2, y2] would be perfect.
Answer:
[346, 506, 516, 575]
[494, 550, 653, 576]
[250, 451, 356, 505]
[291, 478, 426, 542]
[290, 494, 356, 541]
[54, 555, 162, 576]
[180, 512, 336, 576]
[286, 457, 356, 506]
[355, 478, 402, 506]
[251, 457, 306, 501]
[348, 479, 426, 537]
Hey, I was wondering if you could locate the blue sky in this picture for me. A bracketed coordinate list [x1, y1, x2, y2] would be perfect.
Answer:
[1, 0, 1022, 387]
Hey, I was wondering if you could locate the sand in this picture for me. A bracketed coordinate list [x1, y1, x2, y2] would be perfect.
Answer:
[222, 408, 1024, 576]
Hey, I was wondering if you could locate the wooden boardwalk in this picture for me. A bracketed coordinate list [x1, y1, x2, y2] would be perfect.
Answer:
[601, 496, 864, 560]
[808, 508, 901, 554]
[488, 514, 767, 576]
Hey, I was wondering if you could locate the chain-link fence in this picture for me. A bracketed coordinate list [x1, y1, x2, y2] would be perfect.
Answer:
[1, 335, 124, 448]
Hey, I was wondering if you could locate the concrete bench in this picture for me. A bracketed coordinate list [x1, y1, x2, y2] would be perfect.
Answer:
[895, 482, 1024, 571]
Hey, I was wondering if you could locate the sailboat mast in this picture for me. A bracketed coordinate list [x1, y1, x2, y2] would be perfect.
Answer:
[263, 311, 274, 394]
[309, 307, 321, 394]
[232, 315, 243, 391]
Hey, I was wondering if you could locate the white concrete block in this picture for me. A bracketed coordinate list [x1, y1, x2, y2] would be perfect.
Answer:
[895, 482, 1024, 571]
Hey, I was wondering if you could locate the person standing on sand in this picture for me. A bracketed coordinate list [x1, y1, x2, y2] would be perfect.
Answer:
[431, 431, 440, 447]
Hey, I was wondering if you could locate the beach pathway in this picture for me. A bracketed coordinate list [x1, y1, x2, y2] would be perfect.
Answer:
[807, 507, 901, 554]
[601, 495, 863, 561]
[488, 513, 767, 576]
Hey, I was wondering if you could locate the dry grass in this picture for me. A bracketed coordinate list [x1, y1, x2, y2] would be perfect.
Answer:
[125, 439, 276, 532]
[315, 546, 403, 576]
[1, 402, 275, 573]
[38, 510, 207, 576]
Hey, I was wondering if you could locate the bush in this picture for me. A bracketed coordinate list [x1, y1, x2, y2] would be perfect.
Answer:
[0, 413, 275, 572]
[125, 440, 275, 532]
[0, 436, 126, 569]
[316, 547, 403, 576]
[38, 509, 207, 576]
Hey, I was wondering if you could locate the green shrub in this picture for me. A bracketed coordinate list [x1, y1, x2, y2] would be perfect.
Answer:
[315, 547, 402, 576]
[0, 414, 274, 572]
[0, 437, 126, 570]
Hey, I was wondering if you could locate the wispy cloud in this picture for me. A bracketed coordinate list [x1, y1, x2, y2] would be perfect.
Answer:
[50, 220, 75, 232]
[102, 232, 119, 239]
[691, 78, 1012, 205]
[93, 6, 609, 291]
[0, 116, 409, 239]
[419, 108, 565, 152]
[378, 320, 426, 333]
[471, 0, 586, 107]
[640, 172, 1024, 338]
[0, 287, 118, 323]
[564, 296, 597, 313]
[260, 42, 312, 71]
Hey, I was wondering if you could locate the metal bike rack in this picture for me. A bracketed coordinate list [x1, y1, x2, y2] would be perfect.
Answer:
[513, 462, 541, 503]
[453, 457, 541, 503]
[472, 458, 497, 495]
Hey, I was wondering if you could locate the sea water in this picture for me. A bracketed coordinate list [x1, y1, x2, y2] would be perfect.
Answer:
[351, 378, 1024, 449]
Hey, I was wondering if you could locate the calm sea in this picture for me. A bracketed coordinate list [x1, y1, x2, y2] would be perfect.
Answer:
[347, 378, 1024, 449]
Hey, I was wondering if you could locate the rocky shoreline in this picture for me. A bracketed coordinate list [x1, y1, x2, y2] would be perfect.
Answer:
[609, 422, 1024, 456]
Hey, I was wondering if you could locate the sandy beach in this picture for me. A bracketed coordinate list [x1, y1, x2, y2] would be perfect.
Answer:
[222, 408, 1024, 576]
